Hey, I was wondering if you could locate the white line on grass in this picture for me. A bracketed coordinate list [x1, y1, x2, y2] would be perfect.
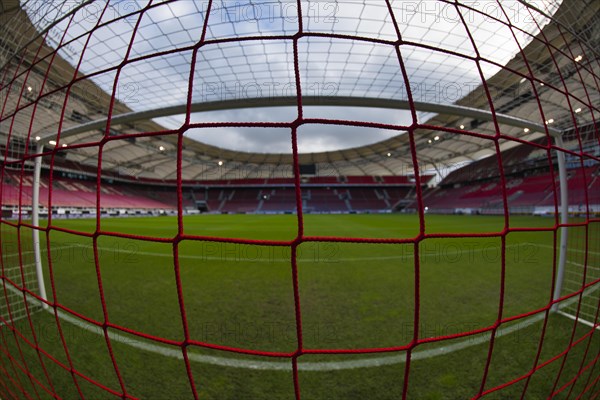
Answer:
[532, 243, 600, 256]
[3, 239, 597, 370]
[74, 242, 529, 264]
[9, 241, 597, 264]
[566, 260, 600, 272]
[4, 278, 599, 371]
[557, 310, 600, 330]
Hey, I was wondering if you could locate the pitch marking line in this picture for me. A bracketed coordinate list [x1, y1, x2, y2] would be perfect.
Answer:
[7, 241, 598, 263]
[3, 242, 598, 370]
[535, 243, 600, 256]
[3, 279, 600, 371]
[73, 242, 531, 263]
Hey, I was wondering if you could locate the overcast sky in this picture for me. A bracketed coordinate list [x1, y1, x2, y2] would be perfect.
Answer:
[27, 0, 561, 154]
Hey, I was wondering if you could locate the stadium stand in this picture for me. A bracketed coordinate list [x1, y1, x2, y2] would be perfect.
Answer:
[422, 161, 599, 214]
[2, 139, 597, 217]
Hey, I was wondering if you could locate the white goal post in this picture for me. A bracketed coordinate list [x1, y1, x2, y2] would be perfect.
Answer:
[32, 142, 48, 310]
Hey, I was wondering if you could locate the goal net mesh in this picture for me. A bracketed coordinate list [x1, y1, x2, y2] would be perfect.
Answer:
[0, 1, 599, 399]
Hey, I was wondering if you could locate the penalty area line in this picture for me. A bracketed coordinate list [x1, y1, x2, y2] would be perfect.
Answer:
[71, 242, 529, 264]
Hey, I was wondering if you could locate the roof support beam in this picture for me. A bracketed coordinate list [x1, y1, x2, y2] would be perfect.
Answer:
[38, 96, 562, 145]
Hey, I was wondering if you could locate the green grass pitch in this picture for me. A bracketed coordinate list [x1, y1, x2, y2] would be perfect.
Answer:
[1, 214, 599, 399]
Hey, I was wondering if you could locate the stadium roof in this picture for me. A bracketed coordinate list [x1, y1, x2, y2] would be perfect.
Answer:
[0, 0, 598, 181]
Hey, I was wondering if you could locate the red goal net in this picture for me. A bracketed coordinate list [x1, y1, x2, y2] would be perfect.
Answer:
[0, 1, 599, 399]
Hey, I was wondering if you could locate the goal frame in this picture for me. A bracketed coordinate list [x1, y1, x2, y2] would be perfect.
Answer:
[29, 97, 580, 322]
